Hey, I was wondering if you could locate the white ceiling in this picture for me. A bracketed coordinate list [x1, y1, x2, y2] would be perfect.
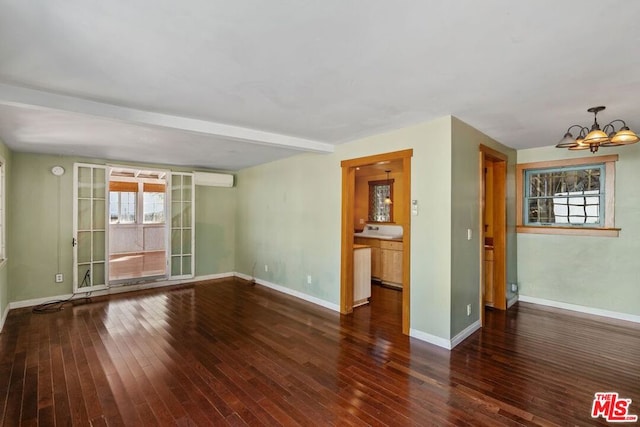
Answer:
[1, 0, 639, 170]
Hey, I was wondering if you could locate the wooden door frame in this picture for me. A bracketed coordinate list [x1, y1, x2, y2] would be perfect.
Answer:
[479, 145, 507, 326]
[340, 149, 413, 334]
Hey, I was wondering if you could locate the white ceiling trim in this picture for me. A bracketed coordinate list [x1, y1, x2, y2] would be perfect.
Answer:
[0, 83, 334, 154]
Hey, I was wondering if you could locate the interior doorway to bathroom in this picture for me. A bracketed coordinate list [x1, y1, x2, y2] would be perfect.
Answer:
[340, 149, 413, 335]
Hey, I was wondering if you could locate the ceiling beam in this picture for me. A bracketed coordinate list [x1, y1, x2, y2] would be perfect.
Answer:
[0, 83, 334, 154]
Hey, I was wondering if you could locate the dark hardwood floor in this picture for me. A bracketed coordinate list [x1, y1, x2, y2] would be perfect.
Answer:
[109, 251, 166, 282]
[0, 278, 638, 426]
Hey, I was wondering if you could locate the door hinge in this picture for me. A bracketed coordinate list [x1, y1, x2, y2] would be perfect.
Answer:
[72, 237, 77, 247]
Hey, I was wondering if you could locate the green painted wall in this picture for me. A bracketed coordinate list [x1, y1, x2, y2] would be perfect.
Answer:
[0, 140, 10, 320]
[236, 116, 455, 340]
[450, 117, 517, 336]
[8, 152, 235, 303]
[195, 185, 236, 276]
[517, 144, 640, 316]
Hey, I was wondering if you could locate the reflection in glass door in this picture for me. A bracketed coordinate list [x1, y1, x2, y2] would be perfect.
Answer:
[73, 163, 107, 293]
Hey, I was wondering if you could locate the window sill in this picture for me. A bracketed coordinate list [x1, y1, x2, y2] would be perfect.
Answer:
[517, 226, 620, 237]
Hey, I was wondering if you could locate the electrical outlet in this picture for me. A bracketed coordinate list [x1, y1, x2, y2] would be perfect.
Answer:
[511, 283, 518, 292]
[55, 273, 63, 283]
[466, 304, 471, 316]
[307, 275, 312, 285]
[264, 264, 268, 272]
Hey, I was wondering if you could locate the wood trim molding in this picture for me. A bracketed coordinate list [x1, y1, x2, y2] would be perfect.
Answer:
[493, 160, 506, 310]
[516, 155, 619, 236]
[479, 145, 508, 312]
[517, 226, 620, 237]
[605, 160, 615, 229]
[479, 151, 485, 325]
[340, 149, 413, 168]
[479, 144, 508, 161]
[340, 166, 355, 314]
[401, 154, 411, 334]
[517, 154, 618, 171]
[340, 149, 413, 334]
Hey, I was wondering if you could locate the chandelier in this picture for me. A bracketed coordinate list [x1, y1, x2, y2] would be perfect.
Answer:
[555, 106, 639, 153]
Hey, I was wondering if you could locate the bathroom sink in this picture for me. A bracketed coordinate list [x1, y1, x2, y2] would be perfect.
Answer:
[354, 233, 402, 240]
[354, 224, 403, 240]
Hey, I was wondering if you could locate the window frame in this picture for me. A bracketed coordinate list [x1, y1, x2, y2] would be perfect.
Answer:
[516, 154, 619, 237]
[142, 191, 166, 224]
[368, 178, 394, 223]
[109, 191, 137, 224]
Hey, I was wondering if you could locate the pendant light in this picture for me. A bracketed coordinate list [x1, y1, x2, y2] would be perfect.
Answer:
[383, 170, 393, 205]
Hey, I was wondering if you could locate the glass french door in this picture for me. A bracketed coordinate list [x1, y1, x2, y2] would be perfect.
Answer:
[73, 165, 195, 289]
[73, 163, 108, 293]
[170, 172, 195, 279]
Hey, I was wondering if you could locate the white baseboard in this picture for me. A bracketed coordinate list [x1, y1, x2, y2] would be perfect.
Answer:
[519, 295, 640, 324]
[192, 272, 235, 282]
[234, 272, 254, 282]
[235, 272, 340, 312]
[411, 319, 481, 350]
[409, 328, 452, 349]
[0, 304, 9, 334]
[450, 320, 481, 349]
[8, 272, 236, 311]
[507, 294, 518, 308]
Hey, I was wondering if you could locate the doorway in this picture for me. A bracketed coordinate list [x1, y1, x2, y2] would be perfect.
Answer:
[108, 167, 169, 283]
[340, 149, 413, 334]
[479, 145, 507, 325]
[73, 163, 196, 293]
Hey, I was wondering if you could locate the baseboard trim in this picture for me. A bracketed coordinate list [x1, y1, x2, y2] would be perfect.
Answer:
[0, 304, 9, 334]
[410, 319, 481, 351]
[518, 295, 640, 324]
[409, 328, 452, 350]
[234, 272, 340, 312]
[193, 272, 236, 282]
[8, 273, 236, 311]
[507, 294, 518, 308]
[450, 320, 481, 349]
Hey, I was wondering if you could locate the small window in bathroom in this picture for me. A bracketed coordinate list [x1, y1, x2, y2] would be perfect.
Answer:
[368, 179, 394, 223]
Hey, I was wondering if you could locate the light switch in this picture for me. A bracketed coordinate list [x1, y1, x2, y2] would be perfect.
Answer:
[411, 200, 419, 216]
[467, 229, 472, 240]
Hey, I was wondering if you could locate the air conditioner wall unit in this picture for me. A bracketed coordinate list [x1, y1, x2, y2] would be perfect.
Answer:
[193, 172, 234, 187]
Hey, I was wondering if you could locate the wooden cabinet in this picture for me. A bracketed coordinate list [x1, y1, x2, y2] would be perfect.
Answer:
[380, 240, 403, 286]
[354, 237, 403, 286]
[484, 247, 494, 306]
[371, 246, 381, 279]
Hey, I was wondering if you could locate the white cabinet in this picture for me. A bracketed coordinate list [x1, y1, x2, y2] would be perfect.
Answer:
[353, 245, 371, 307]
